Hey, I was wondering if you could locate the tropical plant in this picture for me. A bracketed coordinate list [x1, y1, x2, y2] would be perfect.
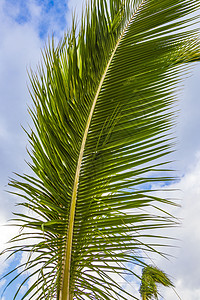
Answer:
[139, 265, 174, 300]
[1, 0, 200, 299]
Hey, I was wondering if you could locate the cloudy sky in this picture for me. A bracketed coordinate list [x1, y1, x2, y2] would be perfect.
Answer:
[0, 0, 200, 299]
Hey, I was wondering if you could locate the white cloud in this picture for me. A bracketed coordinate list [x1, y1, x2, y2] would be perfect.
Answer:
[27, 0, 42, 20]
[118, 151, 200, 299]
[162, 282, 200, 300]
[0, 213, 19, 278]
[0, 1, 42, 294]
[0, 0, 42, 174]
[150, 151, 200, 299]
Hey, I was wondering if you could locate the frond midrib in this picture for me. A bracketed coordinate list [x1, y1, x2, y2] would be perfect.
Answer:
[60, 1, 146, 299]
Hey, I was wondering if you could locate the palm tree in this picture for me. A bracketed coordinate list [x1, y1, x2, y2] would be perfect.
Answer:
[139, 265, 174, 300]
[1, 0, 200, 299]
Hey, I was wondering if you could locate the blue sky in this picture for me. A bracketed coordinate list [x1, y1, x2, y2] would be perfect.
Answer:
[3, 0, 68, 37]
[0, 0, 200, 299]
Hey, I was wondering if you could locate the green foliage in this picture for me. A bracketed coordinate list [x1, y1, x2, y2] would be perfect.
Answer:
[1, 0, 200, 299]
[139, 265, 174, 300]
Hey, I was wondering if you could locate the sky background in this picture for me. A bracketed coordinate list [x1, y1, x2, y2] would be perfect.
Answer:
[0, 0, 200, 299]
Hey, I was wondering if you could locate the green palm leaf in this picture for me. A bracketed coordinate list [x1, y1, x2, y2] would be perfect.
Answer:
[2, 0, 200, 299]
[139, 265, 174, 300]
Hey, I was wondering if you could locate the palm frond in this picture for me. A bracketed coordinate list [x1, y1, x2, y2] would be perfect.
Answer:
[1, 0, 200, 299]
[139, 265, 174, 300]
